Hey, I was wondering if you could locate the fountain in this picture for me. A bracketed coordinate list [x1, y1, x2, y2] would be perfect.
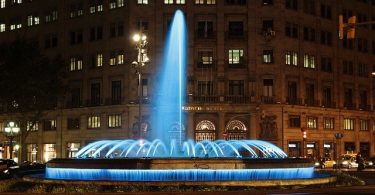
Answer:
[38, 10, 333, 187]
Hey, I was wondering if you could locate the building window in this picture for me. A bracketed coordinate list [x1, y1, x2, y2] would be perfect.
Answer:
[67, 118, 80, 130]
[285, 22, 298, 38]
[307, 117, 317, 129]
[111, 80, 122, 104]
[197, 21, 214, 39]
[285, 0, 298, 10]
[358, 63, 368, 77]
[137, 0, 148, 4]
[344, 88, 353, 108]
[109, 0, 124, 9]
[45, 9, 58, 23]
[262, 49, 274, 64]
[43, 119, 56, 131]
[67, 142, 81, 158]
[90, 26, 103, 41]
[285, 51, 298, 66]
[1, 0, 5, 8]
[110, 21, 124, 37]
[195, 0, 216, 4]
[323, 117, 334, 129]
[69, 87, 81, 107]
[198, 81, 214, 96]
[108, 114, 122, 128]
[164, 0, 185, 4]
[343, 60, 354, 75]
[303, 54, 315, 68]
[343, 118, 354, 130]
[195, 120, 216, 142]
[69, 57, 83, 71]
[70, 30, 83, 45]
[228, 49, 244, 67]
[322, 86, 332, 107]
[360, 119, 368, 131]
[320, 4, 332, 19]
[321, 57, 332, 72]
[43, 143, 56, 162]
[289, 115, 301, 128]
[26, 121, 39, 131]
[45, 34, 58, 49]
[0, 23, 5, 32]
[95, 53, 103, 67]
[320, 30, 332, 46]
[198, 50, 213, 68]
[263, 79, 273, 97]
[303, 0, 316, 15]
[303, 26, 316, 42]
[91, 82, 101, 106]
[229, 80, 244, 96]
[225, 0, 247, 5]
[88, 115, 101, 129]
[26, 144, 38, 162]
[27, 14, 39, 26]
[90, 0, 103, 13]
[228, 21, 244, 37]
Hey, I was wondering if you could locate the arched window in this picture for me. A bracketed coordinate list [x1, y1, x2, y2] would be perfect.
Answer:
[195, 120, 216, 142]
[224, 120, 247, 140]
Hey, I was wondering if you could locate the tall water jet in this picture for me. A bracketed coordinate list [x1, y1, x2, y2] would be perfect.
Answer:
[151, 10, 187, 145]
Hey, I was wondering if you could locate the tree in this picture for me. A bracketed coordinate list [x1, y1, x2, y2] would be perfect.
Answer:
[0, 39, 65, 159]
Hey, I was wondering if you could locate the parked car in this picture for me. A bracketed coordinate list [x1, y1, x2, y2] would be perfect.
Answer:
[338, 154, 358, 169]
[0, 159, 18, 179]
[364, 157, 374, 168]
[5, 161, 45, 178]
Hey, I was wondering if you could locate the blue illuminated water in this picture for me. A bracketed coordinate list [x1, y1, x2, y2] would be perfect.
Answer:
[46, 167, 315, 181]
[151, 10, 187, 144]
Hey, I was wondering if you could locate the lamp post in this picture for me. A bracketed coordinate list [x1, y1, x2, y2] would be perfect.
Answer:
[4, 121, 20, 159]
[132, 33, 149, 139]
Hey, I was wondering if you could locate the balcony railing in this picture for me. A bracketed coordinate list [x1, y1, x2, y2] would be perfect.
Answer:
[196, 60, 216, 70]
[86, 99, 103, 107]
[225, 31, 247, 40]
[344, 102, 356, 110]
[286, 97, 303, 105]
[195, 31, 216, 40]
[359, 104, 371, 111]
[261, 96, 275, 104]
[189, 95, 249, 104]
[321, 100, 336, 108]
[65, 100, 82, 108]
[304, 98, 320, 107]
[192, 95, 219, 103]
[105, 98, 123, 105]
[224, 96, 250, 103]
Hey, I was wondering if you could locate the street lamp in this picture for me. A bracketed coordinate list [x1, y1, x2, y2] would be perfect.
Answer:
[132, 33, 149, 139]
[4, 121, 20, 159]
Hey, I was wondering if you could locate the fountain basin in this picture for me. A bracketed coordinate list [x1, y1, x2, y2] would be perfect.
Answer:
[45, 158, 317, 182]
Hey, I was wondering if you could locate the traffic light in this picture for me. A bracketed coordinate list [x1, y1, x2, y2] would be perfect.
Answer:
[339, 15, 344, 39]
[347, 16, 357, 39]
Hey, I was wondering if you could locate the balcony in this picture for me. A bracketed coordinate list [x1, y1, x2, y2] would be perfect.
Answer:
[224, 96, 250, 104]
[195, 31, 216, 40]
[105, 98, 123, 105]
[344, 102, 356, 110]
[196, 60, 216, 70]
[321, 100, 336, 108]
[86, 99, 103, 107]
[192, 95, 219, 103]
[359, 104, 371, 111]
[286, 97, 302, 105]
[65, 100, 82, 108]
[261, 96, 275, 104]
[304, 98, 320, 107]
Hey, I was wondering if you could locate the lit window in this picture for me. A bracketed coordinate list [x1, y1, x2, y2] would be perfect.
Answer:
[360, 119, 368, 131]
[96, 53, 103, 67]
[10, 24, 15, 30]
[228, 49, 244, 64]
[26, 144, 38, 162]
[88, 115, 101, 128]
[108, 114, 122, 128]
[138, 0, 148, 4]
[285, 51, 298, 66]
[43, 143, 56, 162]
[67, 142, 81, 158]
[303, 54, 315, 69]
[262, 50, 273, 63]
[1, 0, 5, 8]
[69, 57, 83, 71]
[52, 10, 58, 20]
[343, 118, 354, 130]
[109, 0, 117, 9]
[16, 23, 21, 29]
[176, 0, 185, 4]
[27, 15, 39, 26]
[117, 0, 124, 7]
[117, 52, 124, 65]
[195, 0, 215, 4]
[0, 24, 5, 32]
[26, 121, 39, 131]
[109, 51, 116, 66]
[43, 119, 57, 131]
[307, 117, 317, 129]
[164, 0, 173, 4]
[323, 117, 334, 129]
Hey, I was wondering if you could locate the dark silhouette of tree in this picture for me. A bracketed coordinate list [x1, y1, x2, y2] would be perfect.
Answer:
[0, 39, 65, 158]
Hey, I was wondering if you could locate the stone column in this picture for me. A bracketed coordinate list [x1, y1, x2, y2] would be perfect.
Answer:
[250, 113, 257, 139]
[218, 112, 225, 139]
[187, 112, 195, 140]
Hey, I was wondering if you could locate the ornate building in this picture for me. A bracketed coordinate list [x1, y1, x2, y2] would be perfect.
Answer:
[0, 0, 374, 162]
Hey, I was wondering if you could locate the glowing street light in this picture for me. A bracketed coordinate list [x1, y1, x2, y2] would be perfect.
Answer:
[4, 121, 20, 159]
[132, 33, 149, 139]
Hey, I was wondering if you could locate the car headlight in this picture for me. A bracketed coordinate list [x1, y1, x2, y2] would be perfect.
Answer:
[333, 162, 336, 164]
[369, 162, 373, 166]
[314, 162, 320, 166]
[342, 161, 348, 165]
[3, 169, 8, 174]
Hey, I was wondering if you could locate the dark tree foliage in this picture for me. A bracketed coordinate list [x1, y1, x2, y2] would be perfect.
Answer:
[0, 39, 65, 143]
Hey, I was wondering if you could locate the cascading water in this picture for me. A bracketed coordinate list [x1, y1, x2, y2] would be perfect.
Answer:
[151, 10, 187, 145]
[43, 10, 321, 184]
